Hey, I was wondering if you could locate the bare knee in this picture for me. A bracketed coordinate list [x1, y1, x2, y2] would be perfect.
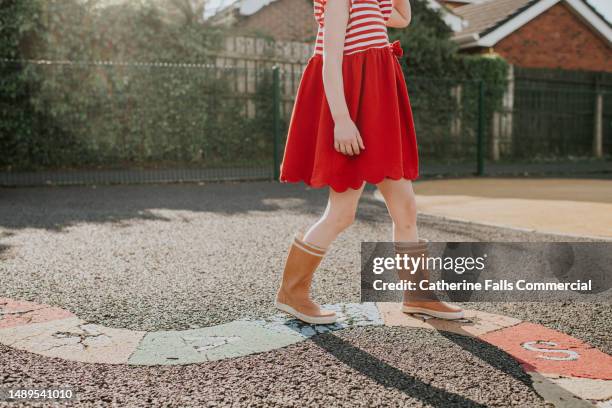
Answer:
[405, 193, 417, 216]
[322, 211, 355, 233]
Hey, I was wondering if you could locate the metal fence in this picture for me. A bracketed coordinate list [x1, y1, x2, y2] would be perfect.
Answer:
[1, 59, 610, 187]
[500, 80, 611, 160]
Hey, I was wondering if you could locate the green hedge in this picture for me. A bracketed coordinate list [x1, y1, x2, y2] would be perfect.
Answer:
[1, 0, 508, 170]
[1, 0, 254, 171]
[0, 0, 45, 169]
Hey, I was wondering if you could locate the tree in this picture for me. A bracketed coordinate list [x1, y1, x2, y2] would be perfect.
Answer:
[388, 0, 458, 79]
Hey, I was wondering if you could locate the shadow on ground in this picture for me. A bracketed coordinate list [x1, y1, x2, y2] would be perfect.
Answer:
[313, 332, 488, 407]
[0, 182, 386, 231]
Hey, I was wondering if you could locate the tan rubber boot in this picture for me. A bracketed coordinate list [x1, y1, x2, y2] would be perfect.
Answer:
[395, 239, 464, 320]
[275, 234, 337, 325]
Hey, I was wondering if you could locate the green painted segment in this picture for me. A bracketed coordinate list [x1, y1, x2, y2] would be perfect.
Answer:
[128, 320, 303, 366]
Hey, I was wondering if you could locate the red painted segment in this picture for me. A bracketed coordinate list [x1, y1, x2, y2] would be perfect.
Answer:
[0, 298, 73, 329]
[479, 322, 612, 380]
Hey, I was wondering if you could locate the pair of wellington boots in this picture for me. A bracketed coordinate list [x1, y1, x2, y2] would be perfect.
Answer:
[275, 234, 463, 325]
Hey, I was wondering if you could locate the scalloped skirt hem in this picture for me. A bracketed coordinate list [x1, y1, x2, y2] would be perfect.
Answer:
[279, 172, 419, 193]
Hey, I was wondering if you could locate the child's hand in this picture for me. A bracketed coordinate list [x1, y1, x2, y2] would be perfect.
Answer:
[333, 116, 365, 156]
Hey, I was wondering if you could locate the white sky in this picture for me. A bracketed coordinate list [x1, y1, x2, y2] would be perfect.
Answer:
[203, 0, 612, 23]
[204, 0, 233, 18]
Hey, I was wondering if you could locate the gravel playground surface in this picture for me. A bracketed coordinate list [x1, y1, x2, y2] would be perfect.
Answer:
[0, 326, 546, 407]
[0, 181, 610, 407]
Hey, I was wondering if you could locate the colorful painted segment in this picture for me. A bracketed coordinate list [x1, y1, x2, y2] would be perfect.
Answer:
[0, 298, 74, 329]
[1, 297, 610, 406]
[376, 302, 522, 336]
[128, 320, 303, 365]
[0, 316, 145, 364]
[479, 322, 612, 380]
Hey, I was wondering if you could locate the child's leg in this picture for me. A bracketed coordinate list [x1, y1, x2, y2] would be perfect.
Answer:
[303, 183, 365, 249]
[376, 178, 463, 319]
[276, 184, 364, 324]
[376, 178, 418, 242]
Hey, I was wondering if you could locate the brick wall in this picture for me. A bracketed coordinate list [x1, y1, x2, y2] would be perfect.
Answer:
[494, 2, 612, 72]
[238, 0, 318, 42]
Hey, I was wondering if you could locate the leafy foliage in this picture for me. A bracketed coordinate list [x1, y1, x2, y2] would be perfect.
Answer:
[388, 0, 457, 79]
[0, 0, 46, 169]
[388, 0, 509, 83]
[387, 0, 509, 161]
[1, 0, 509, 170]
[0, 0, 244, 170]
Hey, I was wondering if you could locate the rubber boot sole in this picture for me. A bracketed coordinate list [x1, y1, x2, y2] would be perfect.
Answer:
[401, 305, 464, 320]
[275, 301, 337, 325]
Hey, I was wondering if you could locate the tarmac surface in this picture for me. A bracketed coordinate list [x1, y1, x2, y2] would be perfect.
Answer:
[0, 326, 547, 407]
[0, 182, 604, 332]
[1, 181, 611, 407]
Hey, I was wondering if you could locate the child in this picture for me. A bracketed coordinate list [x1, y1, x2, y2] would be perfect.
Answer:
[276, 0, 464, 323]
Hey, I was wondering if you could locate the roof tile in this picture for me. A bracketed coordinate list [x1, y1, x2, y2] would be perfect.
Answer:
[453, 0, 535, 37]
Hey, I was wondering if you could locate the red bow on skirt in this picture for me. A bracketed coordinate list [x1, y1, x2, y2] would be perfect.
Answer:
[389, 40, 403, 57]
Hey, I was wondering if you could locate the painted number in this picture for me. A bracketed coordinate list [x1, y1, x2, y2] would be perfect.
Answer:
[522, 341, 579, 361]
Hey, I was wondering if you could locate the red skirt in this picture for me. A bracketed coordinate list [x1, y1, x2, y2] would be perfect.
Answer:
[279, 42, 419, 193]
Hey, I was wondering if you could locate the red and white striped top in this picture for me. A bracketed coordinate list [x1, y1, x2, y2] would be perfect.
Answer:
[313, 0, 393, 56]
